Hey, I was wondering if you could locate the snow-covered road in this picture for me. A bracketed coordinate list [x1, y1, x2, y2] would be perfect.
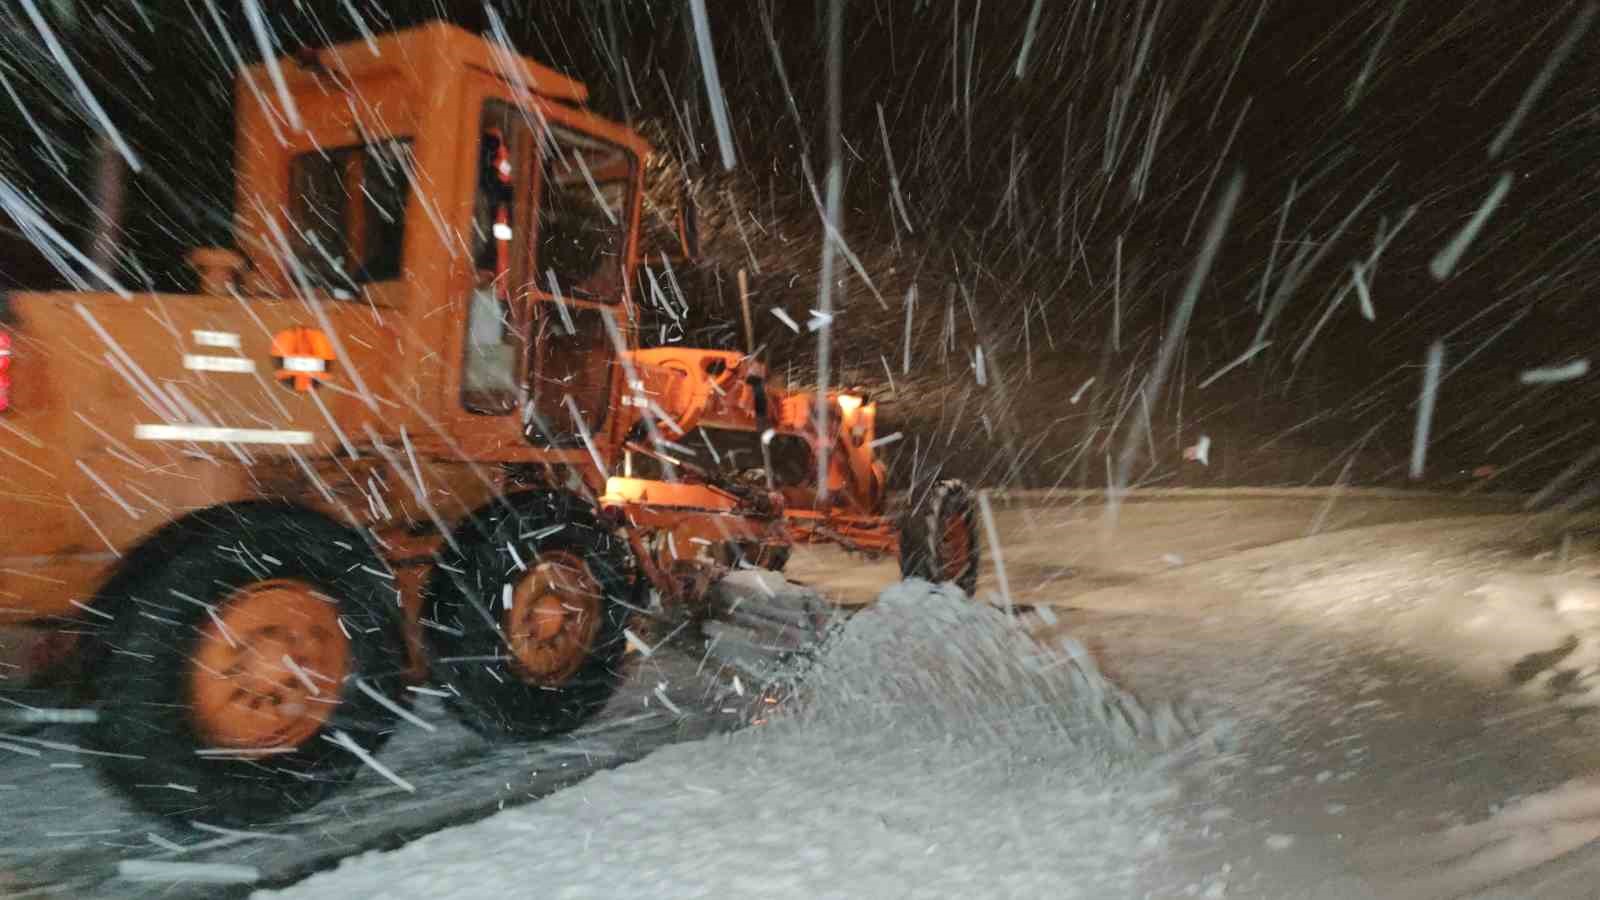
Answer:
[10, 490, 1600, 898]
[0, 636, 740, 898]
[265, 491, 1600, 899]
[1039, 510, 1600, 898]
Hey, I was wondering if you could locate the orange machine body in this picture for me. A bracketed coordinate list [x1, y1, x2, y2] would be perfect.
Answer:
[0, 23, 892, 680]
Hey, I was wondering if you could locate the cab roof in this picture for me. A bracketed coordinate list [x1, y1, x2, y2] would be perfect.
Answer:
[244, 20, 589, 104]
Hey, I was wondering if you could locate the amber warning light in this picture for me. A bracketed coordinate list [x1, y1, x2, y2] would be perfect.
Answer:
[0, 331, 12, 412]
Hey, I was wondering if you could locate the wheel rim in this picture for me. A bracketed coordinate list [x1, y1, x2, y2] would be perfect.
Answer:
[188, 579, 351, 754]
[939, 512, 972, 584]
[503, 551, 603, 684]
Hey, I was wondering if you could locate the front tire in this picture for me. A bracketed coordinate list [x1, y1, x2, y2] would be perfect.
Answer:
[425, 491, 634, 740]
[88, 504, 408, 824]
[898, 479, 980, 595]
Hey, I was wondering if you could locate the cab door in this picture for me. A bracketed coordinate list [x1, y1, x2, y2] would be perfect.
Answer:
[457, 96, 535, 424]
[519, 107, 637, 450]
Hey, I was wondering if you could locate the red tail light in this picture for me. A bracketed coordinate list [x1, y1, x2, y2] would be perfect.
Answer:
[0, 331, 11, 412]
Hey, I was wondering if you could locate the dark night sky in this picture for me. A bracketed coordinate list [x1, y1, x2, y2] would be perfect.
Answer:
[2, 0, 1598, 489]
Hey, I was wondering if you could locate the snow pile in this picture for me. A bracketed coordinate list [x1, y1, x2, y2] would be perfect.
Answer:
[1392, 571, 1600, 707]
[1205, 519, 1600, 711]
[776, 578, 1203, 756]
[1261, 552, 1600, 708]
[1358, 776, 1600, 898]
[260, 580, 1218, 900]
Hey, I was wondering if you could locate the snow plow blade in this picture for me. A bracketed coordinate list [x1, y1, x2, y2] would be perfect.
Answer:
[698, 571, 843, 681]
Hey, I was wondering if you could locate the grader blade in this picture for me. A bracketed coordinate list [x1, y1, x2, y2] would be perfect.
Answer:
[699, 571, 843, 682]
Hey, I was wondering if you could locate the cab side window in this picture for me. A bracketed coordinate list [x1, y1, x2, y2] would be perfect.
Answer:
[287, 139, 412, 290]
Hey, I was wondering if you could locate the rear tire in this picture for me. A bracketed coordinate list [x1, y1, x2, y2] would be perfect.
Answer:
[425, 491, 634, 741]
[898, 479, 980, 595]
[87, 504, 407, 824]
[763, 544, 792, 573]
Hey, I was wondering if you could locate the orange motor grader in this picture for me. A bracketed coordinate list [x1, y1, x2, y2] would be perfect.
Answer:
[0, 23, 978, 821]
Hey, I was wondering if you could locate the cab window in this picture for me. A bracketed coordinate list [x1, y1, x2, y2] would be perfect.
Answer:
[287, 138, 412, 290]
[537, 124, 631, 301]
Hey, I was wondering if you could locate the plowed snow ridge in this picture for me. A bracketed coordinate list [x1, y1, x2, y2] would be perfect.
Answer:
[259, 580, 1219, 900]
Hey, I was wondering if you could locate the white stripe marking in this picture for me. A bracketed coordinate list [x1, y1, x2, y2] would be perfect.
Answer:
[134, 424, 314, 445]
[281, 356, 327, 373]
[191, 330, 241, 349]
[183, 354, 256, 374]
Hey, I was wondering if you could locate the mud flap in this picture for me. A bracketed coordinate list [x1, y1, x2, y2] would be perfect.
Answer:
[1, 630, 98, 737]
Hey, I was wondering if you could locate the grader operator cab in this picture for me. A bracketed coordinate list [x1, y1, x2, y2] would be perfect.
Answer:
[0, 23, 978, 821]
